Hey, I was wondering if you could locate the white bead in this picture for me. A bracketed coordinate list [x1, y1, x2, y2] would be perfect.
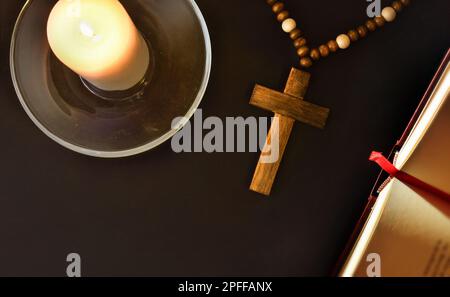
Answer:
[282, 18, 296, 33]
[382, 7, 397, 22]
[336, 34, 351, 49]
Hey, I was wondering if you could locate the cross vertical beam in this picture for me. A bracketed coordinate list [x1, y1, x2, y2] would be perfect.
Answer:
[249, 68, 330, 196]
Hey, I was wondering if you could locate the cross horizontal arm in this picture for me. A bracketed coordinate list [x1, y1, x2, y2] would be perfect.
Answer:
[250, 85, 330, 129]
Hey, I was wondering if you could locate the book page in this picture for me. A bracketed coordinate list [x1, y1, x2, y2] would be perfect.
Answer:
[399, 94, 450, 193]
[341, 61, 450, 277]
[353, 180, 450, 276]
[396, 64, 450, 192]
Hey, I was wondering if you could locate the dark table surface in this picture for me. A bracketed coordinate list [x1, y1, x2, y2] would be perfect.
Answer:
[0, 0, 449, 276]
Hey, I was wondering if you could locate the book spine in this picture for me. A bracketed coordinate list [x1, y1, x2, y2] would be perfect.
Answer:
[397, 48, 450, 147]
[332, 195, 377, 276]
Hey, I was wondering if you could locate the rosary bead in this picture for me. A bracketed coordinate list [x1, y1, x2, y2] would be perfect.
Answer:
[264, 0, 411, 70]
[374, 16, 385, 27]
[277, 11, 289, 22]
[293, 37, 307, 48]
[357, 25, 368, 38]
[319, 45, 330, 57]
[327, 40, 339, 52]
[336, 34, 351, 49]
[289, 28, 302, 40]
[296, 46, 310, 57]
[365, 19, 377, 31]
[400, 0, 410, 6]
[300, 57, 313, 68]
[382, 7, 397, 22]
[272, 2, 284, 14]
[392, 1, 403, 12]
[348, 30, 359, 42]
[310, 48, 320, 60]
[282, 18, 297, 33]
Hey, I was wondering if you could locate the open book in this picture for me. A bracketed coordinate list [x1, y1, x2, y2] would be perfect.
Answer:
[339, 52, 450, 277]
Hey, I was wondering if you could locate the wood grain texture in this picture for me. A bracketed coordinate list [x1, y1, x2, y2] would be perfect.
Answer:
[250, 68, 316, 196]
[250, 85, 330, 129]
[284, 68, 310, 98]
[250, 114, 295, 196]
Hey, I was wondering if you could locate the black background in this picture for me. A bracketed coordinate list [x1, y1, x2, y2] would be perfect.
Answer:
[0, 0, 449, 276]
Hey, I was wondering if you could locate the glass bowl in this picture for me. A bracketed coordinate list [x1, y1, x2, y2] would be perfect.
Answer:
[10, 0, 211, 157]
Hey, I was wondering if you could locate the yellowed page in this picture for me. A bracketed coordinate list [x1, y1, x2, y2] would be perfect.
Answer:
[353, 180, 450, 276]
[341, 62, 450, 277]
[400, 94, 450, 193]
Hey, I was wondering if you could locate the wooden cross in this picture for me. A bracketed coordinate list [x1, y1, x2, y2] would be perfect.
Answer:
[249, 68, 330, 196]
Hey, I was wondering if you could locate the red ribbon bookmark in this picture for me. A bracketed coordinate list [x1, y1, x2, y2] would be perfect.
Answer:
[369, 151, 450, 203]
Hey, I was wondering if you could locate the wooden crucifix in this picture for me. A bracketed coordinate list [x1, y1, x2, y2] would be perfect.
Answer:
[249, 68, 330, 196]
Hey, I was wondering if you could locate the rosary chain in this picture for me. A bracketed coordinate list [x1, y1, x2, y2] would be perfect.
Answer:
[265, 0, 411, 69]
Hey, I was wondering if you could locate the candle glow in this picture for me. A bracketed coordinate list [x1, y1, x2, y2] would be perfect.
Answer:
[47, 0, 150, 91]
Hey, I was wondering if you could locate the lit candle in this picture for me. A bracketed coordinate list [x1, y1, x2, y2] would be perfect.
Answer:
[47, 0, 150, 91]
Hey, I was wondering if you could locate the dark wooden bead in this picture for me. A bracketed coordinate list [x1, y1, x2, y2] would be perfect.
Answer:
[348, 30, 359, 42]
[266, 0, 411, 71]
[400, 0, 410, 6]
[277, 11, 289, 22]
[392, 1, 403, 12]
[357, 25, 368, 38]
[374, 16, 385, 27]
[296, 46, 310, 57]
[300, 57, 313, 68]
[293, 37, 307, 48]
[327, 40, 339, 52]
[289, 28, 302, 40]
[319, 45, 330, 57]
[365, 19, 377, 32]
[310, 48, 320, 61]
[272, 2, 284, 14]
